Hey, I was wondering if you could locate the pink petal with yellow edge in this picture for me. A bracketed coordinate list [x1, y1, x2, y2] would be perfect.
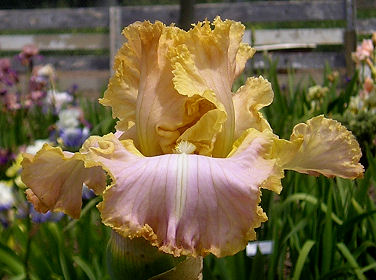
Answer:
[232, 76, 273, 139]
[228, 128, 283, 194]
[21, 145, 107, 218]
[82, 133, 274, 257]
[273, 116, 364, 179]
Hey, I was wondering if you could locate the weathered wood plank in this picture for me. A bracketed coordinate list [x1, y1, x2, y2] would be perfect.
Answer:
[0, 29, 347, 52]
[243, 28, 344, 46]
[251, 52, 346, 70]
[254, 43, 317, 51]
[0, 7, 108, 30]
[119, 0, 346, 26]
[195, 1, 346, 23]
[344, 0, 356, 76]
[8, 55, 108, 71]
[0, 1, 348, 32]
[357, 0, 376, 9]
[39, 55, 109, 71]
[357, 18, 376, 34]
[120, 5, 179, 26]
[0, 34, 108, 51]
[7, 52, 344, 71]
[110, 6, 122, 72]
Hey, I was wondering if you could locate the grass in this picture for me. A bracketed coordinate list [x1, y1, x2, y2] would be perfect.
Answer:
[357, 8, 376, 19]
[0, 198, 111, 280]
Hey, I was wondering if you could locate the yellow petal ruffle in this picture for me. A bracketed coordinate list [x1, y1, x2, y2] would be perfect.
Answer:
[232, 76, 273, 139]
[102, 18, 255, 158]
[100, 24, 141, 132]
[178, 17, 255, 157]
[273, 116, 364, 179]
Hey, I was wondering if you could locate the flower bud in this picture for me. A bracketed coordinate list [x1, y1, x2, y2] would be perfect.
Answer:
[106, 231, 202, 280]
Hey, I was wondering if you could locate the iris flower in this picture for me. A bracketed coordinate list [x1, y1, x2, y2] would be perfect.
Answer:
[21, 18, 363, 258]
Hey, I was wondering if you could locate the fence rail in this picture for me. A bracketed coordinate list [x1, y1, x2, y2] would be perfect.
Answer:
[0, 7, 109, 30]
[0, 0, 375, 72]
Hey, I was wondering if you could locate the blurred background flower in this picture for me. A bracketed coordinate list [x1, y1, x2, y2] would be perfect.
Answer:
[0, 181, 14, 211]
[59, 126, 90, 151]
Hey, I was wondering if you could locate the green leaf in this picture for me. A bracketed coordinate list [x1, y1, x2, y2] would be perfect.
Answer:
[339, 210, 376, 238]
[0, 246, 24, 275]
[9, 274, 26, 280]
[280, 193, 343, 225]
[360, 261, 376, 274]
[48, 224, 71, 280]
[337, 243, 366, 280]
[249, 250, 265, 280]
[322, 187, 333, 274]
[72, 256, 96, 280]
[63, 197, 101, 232]
[292, 240, 315, 280]
[281, 219, 307, 246]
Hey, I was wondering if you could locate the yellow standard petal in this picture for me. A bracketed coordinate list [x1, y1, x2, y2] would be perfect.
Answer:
[232, 76, 273, 139]
[21, 144, 107, 218]
[100, 24, 140, 132]
[101, 21, 182, 155]
[102, 21, 224, 156]
[102, 18, 256, 158]
[176, 17, 256, 157]
[272, 116, 364, 179]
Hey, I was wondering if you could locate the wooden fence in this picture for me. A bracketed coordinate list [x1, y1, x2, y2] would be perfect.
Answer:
[0, 0, 375, 73]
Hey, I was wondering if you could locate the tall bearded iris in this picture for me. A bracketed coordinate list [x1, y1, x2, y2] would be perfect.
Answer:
[21, 18, 363, 258]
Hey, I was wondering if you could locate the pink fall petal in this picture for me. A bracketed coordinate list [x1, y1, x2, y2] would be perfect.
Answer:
[81, 134, 274, 257]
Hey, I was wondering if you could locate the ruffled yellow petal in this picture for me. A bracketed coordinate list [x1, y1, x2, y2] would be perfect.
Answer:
[21, 145, 107, 218]
[177, 17, 255, 157]
[168, 44, 228, 155]
[103, 18, 256, 158]
[273, 116, 364, 179]
[103, 21, 224, 157]
[156, 92, 224, 156]
[100, 25, 140, 131]
[80, 133, 273, 257]
[177, 108, 227, 156]
[232, 76, 273, 139]
[235, 43, 256, 78]
[101, 21, 179, 155]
